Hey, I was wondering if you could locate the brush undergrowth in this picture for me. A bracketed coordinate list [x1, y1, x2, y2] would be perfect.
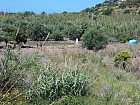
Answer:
[27, 64, 89, 104]
[0, 48, 41, 105]
[47, 49, 140, 105]
[1, 48, 140, 105]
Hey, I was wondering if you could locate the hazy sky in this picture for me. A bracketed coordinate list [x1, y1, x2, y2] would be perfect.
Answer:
[0, 0, 104, 13]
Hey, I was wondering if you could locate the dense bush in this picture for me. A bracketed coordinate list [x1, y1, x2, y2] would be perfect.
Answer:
[16, 34, 28, 44]
[0, 49, 41, 104]
[27, 64, 89, 104]
[27, 21, 47, 41]
[119, 3, 127, 9]
[54, 96, 85, 105]
[138, 10, 140, 15]
[1, 24, 16, 43]
[0, 31, 13, 46]
[114, 50, 131, 69]
[124, 9, 130, 14]
[82, 26, 107, 50]
[102, 8, 113, 15]
[52, 30, 64, 41]
[114, 32, 133, 43]
[68, 25, 83, 41]
[115, 33, 128, 43]
[0, 21, 29, 45]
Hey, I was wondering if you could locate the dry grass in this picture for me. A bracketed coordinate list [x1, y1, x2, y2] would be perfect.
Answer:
[1, 41, 140, 76]
[98, 43, 130, 58]
[1, 41, 140, 104]
[97, 42, 140, 76]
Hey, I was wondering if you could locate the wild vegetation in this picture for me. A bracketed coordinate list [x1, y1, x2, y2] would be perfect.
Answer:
[82, 0, 140, 15]
[0, 11, 140, 49]
[0, 44, 140, 105]
[0, 0, 140, 104]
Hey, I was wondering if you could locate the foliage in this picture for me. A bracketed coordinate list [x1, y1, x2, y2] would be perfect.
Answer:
[0, 21, 28, 45]
[15, 21, 28, 44]
[102, 8, 113, 15]
[68, 25, 83, 41]
[27, 64, 89, 104]
[0, 48, 41, 104]
[54, 96, 85, 105]
[52, 30, 64, 41]
[1, 43, 140, 105]
[114, 33, 131, 43]
[82, 26, 107, 50]
[138, 10, 140, 15]
[1, 9, 140, 104]
[126, 0, 140, 5]
[119, 2, 127, 9]
[114, 50, 131, 69]
[15, 34, 28, 44]
[81, 0, 140, 15]
[1, 11, 140, 43]
[0, 49, 23, 104]
[124, 9, 130, 14]
[0, 31, 13, 46]
[1, 24, 16, 43]
[113, 25, 135, 43]
[27, 20, 47, 41]
[0, 88, 26, 105]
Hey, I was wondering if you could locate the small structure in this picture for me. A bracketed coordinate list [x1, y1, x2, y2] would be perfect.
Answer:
[129, 39, 137, 45]
[129, 39, 137, 58]
[76, 38, 78, 44]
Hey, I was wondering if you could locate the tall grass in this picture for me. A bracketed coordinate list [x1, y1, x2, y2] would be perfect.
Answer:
[0, 48, 41, 104]
[1, 46, 140, 105]
[27, 63, 89, 104]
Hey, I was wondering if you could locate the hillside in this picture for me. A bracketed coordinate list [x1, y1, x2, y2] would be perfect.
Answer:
[82, 0, 140, 15]
[1, 1, 140, 104]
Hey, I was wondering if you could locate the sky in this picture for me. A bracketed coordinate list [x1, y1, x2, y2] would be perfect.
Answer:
[0, 0, 104, 14]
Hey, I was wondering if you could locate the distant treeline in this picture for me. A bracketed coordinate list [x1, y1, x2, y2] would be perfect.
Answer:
[0, 10, 140, 49]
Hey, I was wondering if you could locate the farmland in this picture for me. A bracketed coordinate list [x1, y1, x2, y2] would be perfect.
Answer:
[1, 1, 140, 104]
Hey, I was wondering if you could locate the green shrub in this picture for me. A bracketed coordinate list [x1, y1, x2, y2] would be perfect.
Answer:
[52, 30, 64, 41]
[0, 88, 26, 105]
[116, 34, 128, 43]
[114, 33, 133, 43]
[102, 8, 113, 15]
[54, 96, 85, 105]
[82, 26, 107, 50]
[138, 10, 140, 15]
[0, 28, 14, 46]
[114, 50, 131, 69]
[68, 25, 83, 41]
[119, 3, 127, 9]
[27, 65, 89, 104]
[124, 9, 130, 14]
[0, 48, 41, 105]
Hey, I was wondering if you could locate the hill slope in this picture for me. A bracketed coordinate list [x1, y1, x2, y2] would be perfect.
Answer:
[82, 0, 140, 15]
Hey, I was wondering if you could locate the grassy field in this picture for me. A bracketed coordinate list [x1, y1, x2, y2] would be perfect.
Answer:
[0, 41, 140, 105]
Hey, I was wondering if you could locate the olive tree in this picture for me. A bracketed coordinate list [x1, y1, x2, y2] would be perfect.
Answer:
[0, 30, 13, 46]
[68, 25, 83, 41]
[52, 30, 64, 41]
[27, 21, 47, 41]
[82, 27, 107, 50]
